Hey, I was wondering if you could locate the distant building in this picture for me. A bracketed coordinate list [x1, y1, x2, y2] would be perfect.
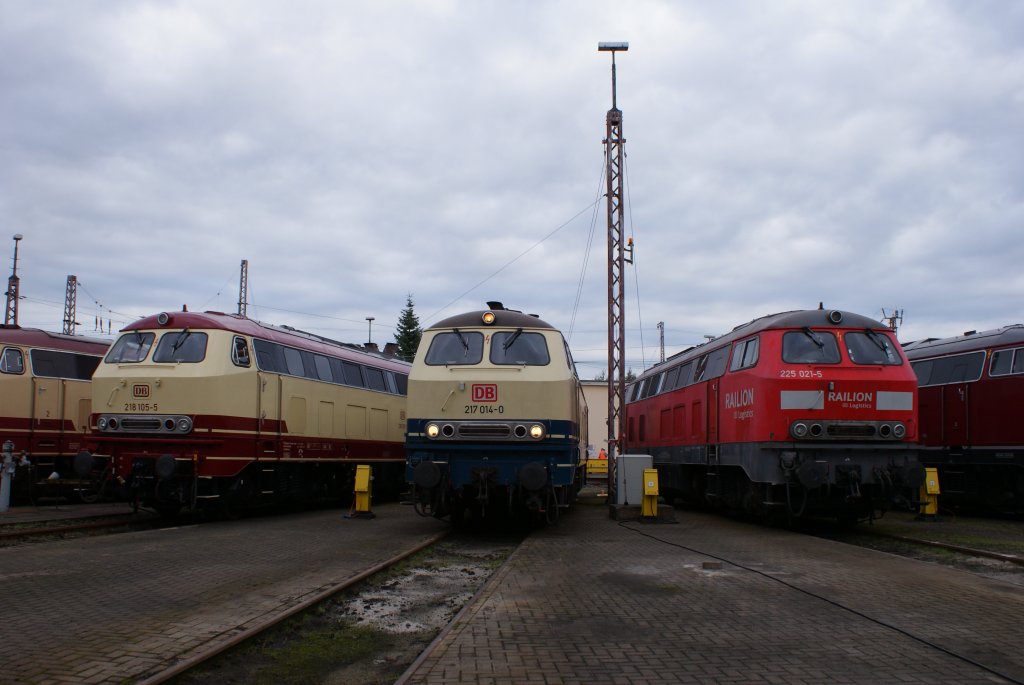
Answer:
[580, 380, 610, 458]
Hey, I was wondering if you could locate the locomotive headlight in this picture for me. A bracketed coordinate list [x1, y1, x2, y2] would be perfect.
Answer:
[482, 311, 496, 325]
[426, 423, 440, 439]
[893, 423, 906, 439]
[791, 422, 808, 438]
[98, 417, 108, 431]
[176, 417, 193, 433]
[529, 424, 545, 439]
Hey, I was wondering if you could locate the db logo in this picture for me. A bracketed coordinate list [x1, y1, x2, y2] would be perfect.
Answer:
[132, 384, 150, 398]
[472, 384, 498, 402]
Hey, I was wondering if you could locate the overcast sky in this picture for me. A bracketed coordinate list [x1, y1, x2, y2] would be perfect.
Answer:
[3, 1, 1022, 377]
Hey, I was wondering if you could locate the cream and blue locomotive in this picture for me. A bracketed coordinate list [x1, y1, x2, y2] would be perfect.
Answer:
[406, 303, 587, 524]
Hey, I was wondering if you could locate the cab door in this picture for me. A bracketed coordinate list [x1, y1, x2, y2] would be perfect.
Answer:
[943, 383, 969, 446]
[257, 372, 282, 458]
[31, 377, 64, 452]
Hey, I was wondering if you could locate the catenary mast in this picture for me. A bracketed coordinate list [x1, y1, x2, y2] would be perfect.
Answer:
[4, 234, 23, 326]
[599, 42, 628, 497]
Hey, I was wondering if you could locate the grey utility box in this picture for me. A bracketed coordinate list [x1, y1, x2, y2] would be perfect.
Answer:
[616, 454, 653, 506]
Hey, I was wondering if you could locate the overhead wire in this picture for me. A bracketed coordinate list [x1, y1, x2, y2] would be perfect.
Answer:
[567, 157, 611, 343]
[424, 198, 601, 324]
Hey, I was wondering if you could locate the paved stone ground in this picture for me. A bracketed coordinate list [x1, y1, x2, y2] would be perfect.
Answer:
[0, 504, 446, 684]
[401, 503, 1024, 685]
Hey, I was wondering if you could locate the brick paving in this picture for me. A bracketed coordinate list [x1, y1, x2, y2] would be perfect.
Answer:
[400, 504, 1024, 684]
[0, 504, 446, 684]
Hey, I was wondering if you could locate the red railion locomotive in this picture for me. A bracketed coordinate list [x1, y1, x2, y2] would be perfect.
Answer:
[1, 325, 110, 499]
[83, 310, 409, 516]
[903, 325, 1024, 513]
[625, 309, 924, 523]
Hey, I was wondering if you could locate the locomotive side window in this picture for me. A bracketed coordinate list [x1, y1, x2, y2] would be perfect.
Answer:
[106, 332, 155, 363]
[675, 361, 694, 389]
[394, 372, 408, 395]
[153, 331, 208, 363]
[490, 331, 550, 366]
[313, 354, 333, 381]
[845, 331, 901, 365]
[342, 361, 365, 387]
[990, 347, 1024, 377]
[424, 331, 484, 365]
[253, 339, 286, 373]
[231, 337, 251, 368]
[912, 351, 985, 387]
[730, 337, 759, 371]
[365, 366, 387, 392]
[30, 349, 101, 380]
[282, 347, 304, 376]
[782, 330, 840, 364]
[1, 347, 24, 374]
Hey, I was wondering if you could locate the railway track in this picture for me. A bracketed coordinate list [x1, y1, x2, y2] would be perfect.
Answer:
[153, 532, 519, 685]
[0, 511, 162, 545]
[807, 512, 1024, 584]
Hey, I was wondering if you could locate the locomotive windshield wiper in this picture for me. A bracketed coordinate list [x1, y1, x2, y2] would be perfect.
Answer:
[801, 327, 824, 349]
[503, 327, 523, 351]
[864, 328, 888, 352]
[452, 328, 470, 356]
[171, 328, 192, 353]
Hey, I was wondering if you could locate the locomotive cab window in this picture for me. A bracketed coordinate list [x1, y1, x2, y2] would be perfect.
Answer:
[424, 330, 484, 365]
[106, 332, 155, 364]
[782, 330, 840, 364]
[231, 336, 251, 368]
[730, 337, 759, 371]
[490, 330, 550, 365]
[1, 347, 24, 374]
[990, 347, 1024, 377]
[153, 330, 208, 363]
[845, 330, 901, 365]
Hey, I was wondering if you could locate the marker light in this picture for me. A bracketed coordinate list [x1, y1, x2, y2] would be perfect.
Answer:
[530, 424, 545, 439]
[791, 422, 808, 438]
[426, 423, 440, 438]
[482, 311, 496, 325]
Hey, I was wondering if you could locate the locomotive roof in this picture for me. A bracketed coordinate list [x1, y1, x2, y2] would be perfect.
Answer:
[120, 311, 410, 370]
[637, 309, 890, 380]
[903, 324, 1024, 359]
[0, 325, 110, 354]
[428, 309, 555, 331]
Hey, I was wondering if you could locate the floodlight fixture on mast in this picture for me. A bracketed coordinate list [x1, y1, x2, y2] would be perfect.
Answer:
[4, 233, 24, 326]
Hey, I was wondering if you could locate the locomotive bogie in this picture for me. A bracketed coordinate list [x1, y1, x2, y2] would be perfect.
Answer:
[86, 311, 409, 514]
[626, 310, 923, 522]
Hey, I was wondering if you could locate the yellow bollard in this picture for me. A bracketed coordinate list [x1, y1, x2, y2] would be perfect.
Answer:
[350, 464, 374, 519]
[917, 467, 940, 520]
[641, 468, 659, 519]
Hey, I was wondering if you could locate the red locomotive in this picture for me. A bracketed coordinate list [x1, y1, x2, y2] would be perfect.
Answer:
[83, 310, 409, 516]
[903, 325, 1024, 513]
[625, 308, 924, 523]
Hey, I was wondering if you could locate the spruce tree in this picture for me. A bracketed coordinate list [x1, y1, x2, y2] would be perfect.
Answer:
[393, 294, 423, 362]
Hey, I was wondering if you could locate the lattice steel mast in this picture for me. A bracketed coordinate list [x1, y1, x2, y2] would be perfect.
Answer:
[4, 234, 23, 326]
[599, 43, 628, 468]
[62, 275, 78, 335]
[238, 259, 249, 318]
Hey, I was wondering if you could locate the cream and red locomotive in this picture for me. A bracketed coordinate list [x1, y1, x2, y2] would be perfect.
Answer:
[903, 325, 1024, 513]
[625, 309, 925, 523]
[84, 310, 409, 515]
[1, 325, 110, 499]
[406, 303, 588, 524]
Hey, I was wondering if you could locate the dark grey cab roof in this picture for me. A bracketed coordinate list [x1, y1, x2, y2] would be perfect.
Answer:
[428, 309, 555, 331]
[903, 324, 1024, 359]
